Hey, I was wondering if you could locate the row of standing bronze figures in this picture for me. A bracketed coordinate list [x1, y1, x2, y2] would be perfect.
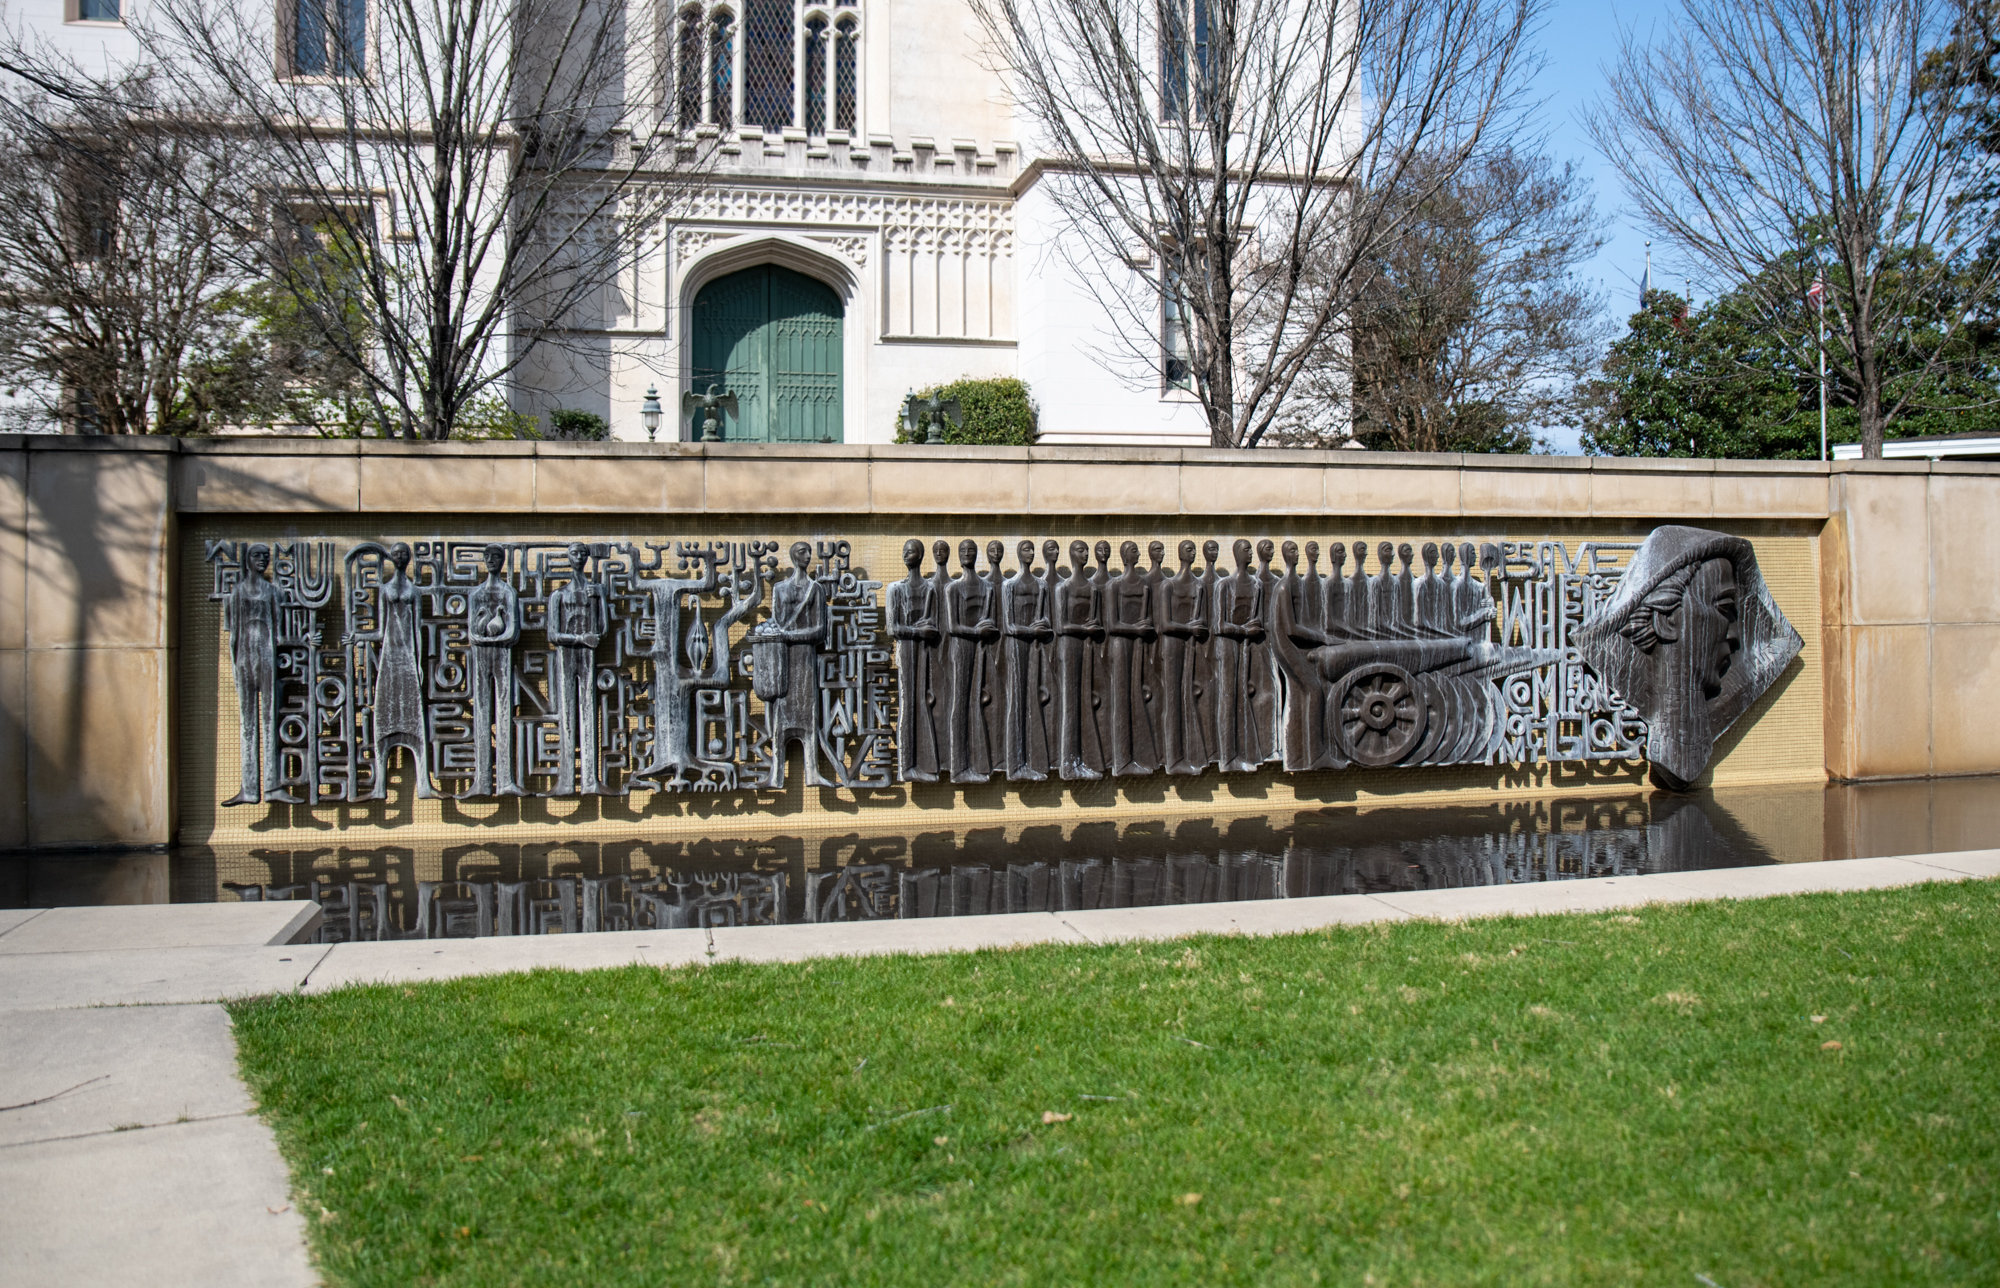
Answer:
[885, 534, 1512, 785]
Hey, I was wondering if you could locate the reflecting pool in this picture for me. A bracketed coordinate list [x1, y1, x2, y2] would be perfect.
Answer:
[5, 776, 1998, 942]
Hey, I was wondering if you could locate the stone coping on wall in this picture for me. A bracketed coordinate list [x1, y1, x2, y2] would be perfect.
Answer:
[14, 433, 1983, 520]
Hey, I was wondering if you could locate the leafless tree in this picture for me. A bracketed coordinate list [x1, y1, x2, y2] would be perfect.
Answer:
[0, 69, 266, 434]
[1590, 0, 2000, 458]
[1280, 147, 1606, 452]
[125, 0, 707, 440]
[973, 0, 1537, 449]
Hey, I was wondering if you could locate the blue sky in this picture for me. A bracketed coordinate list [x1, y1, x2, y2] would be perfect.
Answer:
[1529, 0, 1680, 448]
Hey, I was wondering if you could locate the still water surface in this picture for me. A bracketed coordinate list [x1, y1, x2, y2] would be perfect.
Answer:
[5, 776, 1997, 941]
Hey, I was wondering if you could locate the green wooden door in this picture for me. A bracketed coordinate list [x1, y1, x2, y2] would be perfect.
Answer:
[690, 265, 843, 442]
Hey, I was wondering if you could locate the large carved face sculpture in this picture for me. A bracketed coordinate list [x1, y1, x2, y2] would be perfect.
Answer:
[1576, 527, 1800, 791]
[246, 543, 271, 576]
[1689, 558, 1743, 698]
[902, 538, 925, 570]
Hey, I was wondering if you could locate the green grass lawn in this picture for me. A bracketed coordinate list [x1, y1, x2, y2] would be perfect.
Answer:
[231, 880, 2000, 1286]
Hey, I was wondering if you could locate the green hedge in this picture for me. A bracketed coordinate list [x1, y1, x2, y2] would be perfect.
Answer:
[892, 376, 1038, 445]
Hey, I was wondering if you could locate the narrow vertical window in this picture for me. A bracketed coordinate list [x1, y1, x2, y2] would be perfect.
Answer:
[294, 0, 328, 76]
[1160, 0, 1187, 122]
[336, 0, 366, 76]
[834, 15, 858, 134]
[804, 16, 828, 136]
[61, 155, 118, 260]
[710, 10, 734, 129]
[292, 0, 365, 77]
[1192, 0, 1212, 121]
[1163, 266, 1194, 391]
[743, 0, 793, 131]
[677, 6, 703, 129]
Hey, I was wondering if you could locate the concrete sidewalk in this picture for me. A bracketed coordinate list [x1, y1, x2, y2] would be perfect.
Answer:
[0, 903, 323, 1287]
[0, 1004, 318, 1288]
[0, 849, 1995, 1287]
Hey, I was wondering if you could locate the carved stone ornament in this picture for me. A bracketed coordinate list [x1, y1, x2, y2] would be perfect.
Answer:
[209, 526, 1799, 807]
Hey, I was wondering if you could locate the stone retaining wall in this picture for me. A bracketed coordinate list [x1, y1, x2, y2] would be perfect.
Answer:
[2, 436, 1991, 848]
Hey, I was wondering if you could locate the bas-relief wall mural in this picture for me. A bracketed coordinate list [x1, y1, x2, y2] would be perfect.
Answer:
[206, 524, 1803, 811]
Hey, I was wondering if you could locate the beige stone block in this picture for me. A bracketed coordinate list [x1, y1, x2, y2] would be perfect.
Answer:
[533, 456, 700, 513]
[1322, 463, 1460, 516]
[1821, 624, 1854, 780]
[0, 649, 22, 849]
[1847, 623, 1931, 778]
[1589, 464, 1714, 518]
[0, 449, 24, 650]
[177, 452, 359, 513]
[1930, 624, 2000, 775]
[1835, 472, 1929, 624]
[1927, 476, 2000, 624]
[1175, 463, 1324, 515]
[869, 458, 1029, 513]
[1712, 467, 1829, 519]
[26, 647, 168, 847]
[703, 451, 871, 513]
[25, 451, 171, 649]
[358, 452, 535, 512]
[1026, 461, 1180, 514]
[1459, 465, 1590, 516]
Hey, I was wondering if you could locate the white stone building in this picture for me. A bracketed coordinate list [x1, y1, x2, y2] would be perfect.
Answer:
[10, 0, 1212, 445]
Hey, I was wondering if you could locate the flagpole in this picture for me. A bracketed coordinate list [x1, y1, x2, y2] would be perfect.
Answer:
[1818, 278, 1828, 464]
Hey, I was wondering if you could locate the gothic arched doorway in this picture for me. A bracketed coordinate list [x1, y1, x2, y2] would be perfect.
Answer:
[689, 264, 844, 442]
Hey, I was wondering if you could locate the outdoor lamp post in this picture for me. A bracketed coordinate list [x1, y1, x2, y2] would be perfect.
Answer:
[641, 386, 663, 442]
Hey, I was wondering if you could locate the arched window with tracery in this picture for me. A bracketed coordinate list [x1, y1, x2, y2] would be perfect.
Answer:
[676, 5, 704, 130]
[709, 10, 735, 130]
[665, 2, 861, 138]
[743, 0, 793, 131]
[834, 14, 858, 133]
[803, 16, 828, 136]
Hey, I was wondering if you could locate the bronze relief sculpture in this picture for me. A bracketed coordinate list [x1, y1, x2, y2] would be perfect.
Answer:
[209, 525, 1800, 808]
[1574, 526, 1802, 790]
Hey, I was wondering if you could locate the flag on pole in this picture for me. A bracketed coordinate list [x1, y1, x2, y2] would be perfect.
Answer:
[1807, 275, 1825, 306]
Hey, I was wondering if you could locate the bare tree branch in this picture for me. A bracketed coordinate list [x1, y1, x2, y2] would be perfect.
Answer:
[118, 0, 711, 439]
[975, 0, 1537, 448]
[0, 63, 264, 434]
[1588, 0, 2000, 457]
